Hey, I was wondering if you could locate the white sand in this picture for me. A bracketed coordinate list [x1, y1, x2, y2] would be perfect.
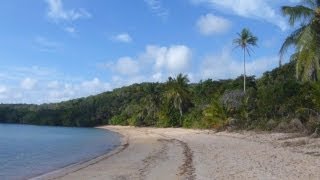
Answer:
[35, 126, 320, 180]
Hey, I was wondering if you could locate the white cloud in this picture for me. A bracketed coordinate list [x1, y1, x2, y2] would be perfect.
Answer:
[197, 14, 231, 35]
[191, 0, 288, 31]
[166, 45, 192, 72]
[200, 47, 278, 80]
[142, 45, 167, 70]
[47, 79, 111, 102]
[144, 0, 169, 19]
[0, 66, 114, 104]
[16, 78, 111, 104]
[112, 33, 132, 43]
[99, 44, 192, 86]
[21, 78, 37, 90]
[45, 0, 91, 22]
[143, 45, 192, 73]
[101, 44, 192, 77]
[48, 86, 75, 102]
[114, 57, 140, 75]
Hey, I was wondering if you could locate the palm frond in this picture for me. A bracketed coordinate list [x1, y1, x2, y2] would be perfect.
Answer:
[296, 37, 319, 81]
[245, 47, 251, 57]
[279, 25, 307, 66]
[248, 38, 258, 46]
[233, 39, 241, 45]
[289, 52, 299, 62]
[297, 50, 309, 81]
[233, 28, 258, 56]
[280, 0, 320, 81]
[296, 24, 316, 49]
[282, 5, 314, 26]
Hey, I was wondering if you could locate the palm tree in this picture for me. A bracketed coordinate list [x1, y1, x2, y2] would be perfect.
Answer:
[233, 28, 258, 93]
[279, 0, 320, 81]
[166, 73, 192, 125]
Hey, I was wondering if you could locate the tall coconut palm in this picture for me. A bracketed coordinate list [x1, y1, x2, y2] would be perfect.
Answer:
[166, 73, 192, 125]
[279, 0, 320, 81]
[233, 28, 258, 93]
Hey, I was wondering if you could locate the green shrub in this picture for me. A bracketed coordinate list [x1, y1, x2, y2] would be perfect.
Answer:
[110, 115, 128, 125]
[183, 108, 203, 128]
[202, 99, 228, 129]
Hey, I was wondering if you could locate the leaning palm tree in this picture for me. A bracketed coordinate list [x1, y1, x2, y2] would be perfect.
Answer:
[233, 28, 258, 93]
[279, 0, 320, 81]
[166, 73, 192, 125]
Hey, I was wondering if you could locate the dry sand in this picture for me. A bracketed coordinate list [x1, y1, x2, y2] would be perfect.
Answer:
[34, 126, 320, 180]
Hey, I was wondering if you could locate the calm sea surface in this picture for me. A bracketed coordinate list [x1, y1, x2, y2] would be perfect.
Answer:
[0, 124, 120, 180]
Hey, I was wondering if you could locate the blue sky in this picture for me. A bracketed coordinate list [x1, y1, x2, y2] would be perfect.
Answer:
[0, 0, 299, 104]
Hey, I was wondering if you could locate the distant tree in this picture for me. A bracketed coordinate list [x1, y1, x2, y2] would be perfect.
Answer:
[233, 28, 258, 92]
[221, 89, 245, 112]
[279, 0, 320, 81]
[142, 83, 162, 126]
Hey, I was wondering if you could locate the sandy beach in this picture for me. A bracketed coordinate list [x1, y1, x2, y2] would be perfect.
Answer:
[35, 126, 320, 180]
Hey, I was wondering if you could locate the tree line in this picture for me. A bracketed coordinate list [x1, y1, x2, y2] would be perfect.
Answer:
[0, 61, 319, 134]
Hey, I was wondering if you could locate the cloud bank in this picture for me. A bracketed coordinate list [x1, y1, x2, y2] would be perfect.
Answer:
[191, 0, 288, 31]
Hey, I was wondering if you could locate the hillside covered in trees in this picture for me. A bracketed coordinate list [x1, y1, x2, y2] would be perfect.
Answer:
[0, 62, 319, 134]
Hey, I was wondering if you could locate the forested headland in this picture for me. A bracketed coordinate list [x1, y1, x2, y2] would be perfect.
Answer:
[0, 62, 319, 134]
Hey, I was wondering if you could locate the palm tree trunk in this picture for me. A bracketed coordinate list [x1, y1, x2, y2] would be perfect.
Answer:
[179, 106, 183, 126]
[243, 48, 246, 93]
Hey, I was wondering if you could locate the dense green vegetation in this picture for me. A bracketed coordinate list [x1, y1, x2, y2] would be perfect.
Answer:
[0, 62, 319, 134]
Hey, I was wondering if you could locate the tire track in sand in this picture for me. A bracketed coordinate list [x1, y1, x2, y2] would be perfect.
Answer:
[138, 139, 171, 179]
[176, 139, 196, 180]
[143, 129, 196, 180]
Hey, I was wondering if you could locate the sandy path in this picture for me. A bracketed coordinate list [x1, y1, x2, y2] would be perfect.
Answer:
[36, 126, 320, 180]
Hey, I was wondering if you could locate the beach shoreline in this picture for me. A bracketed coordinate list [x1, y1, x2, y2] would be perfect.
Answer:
[34, 126, 320, 180]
